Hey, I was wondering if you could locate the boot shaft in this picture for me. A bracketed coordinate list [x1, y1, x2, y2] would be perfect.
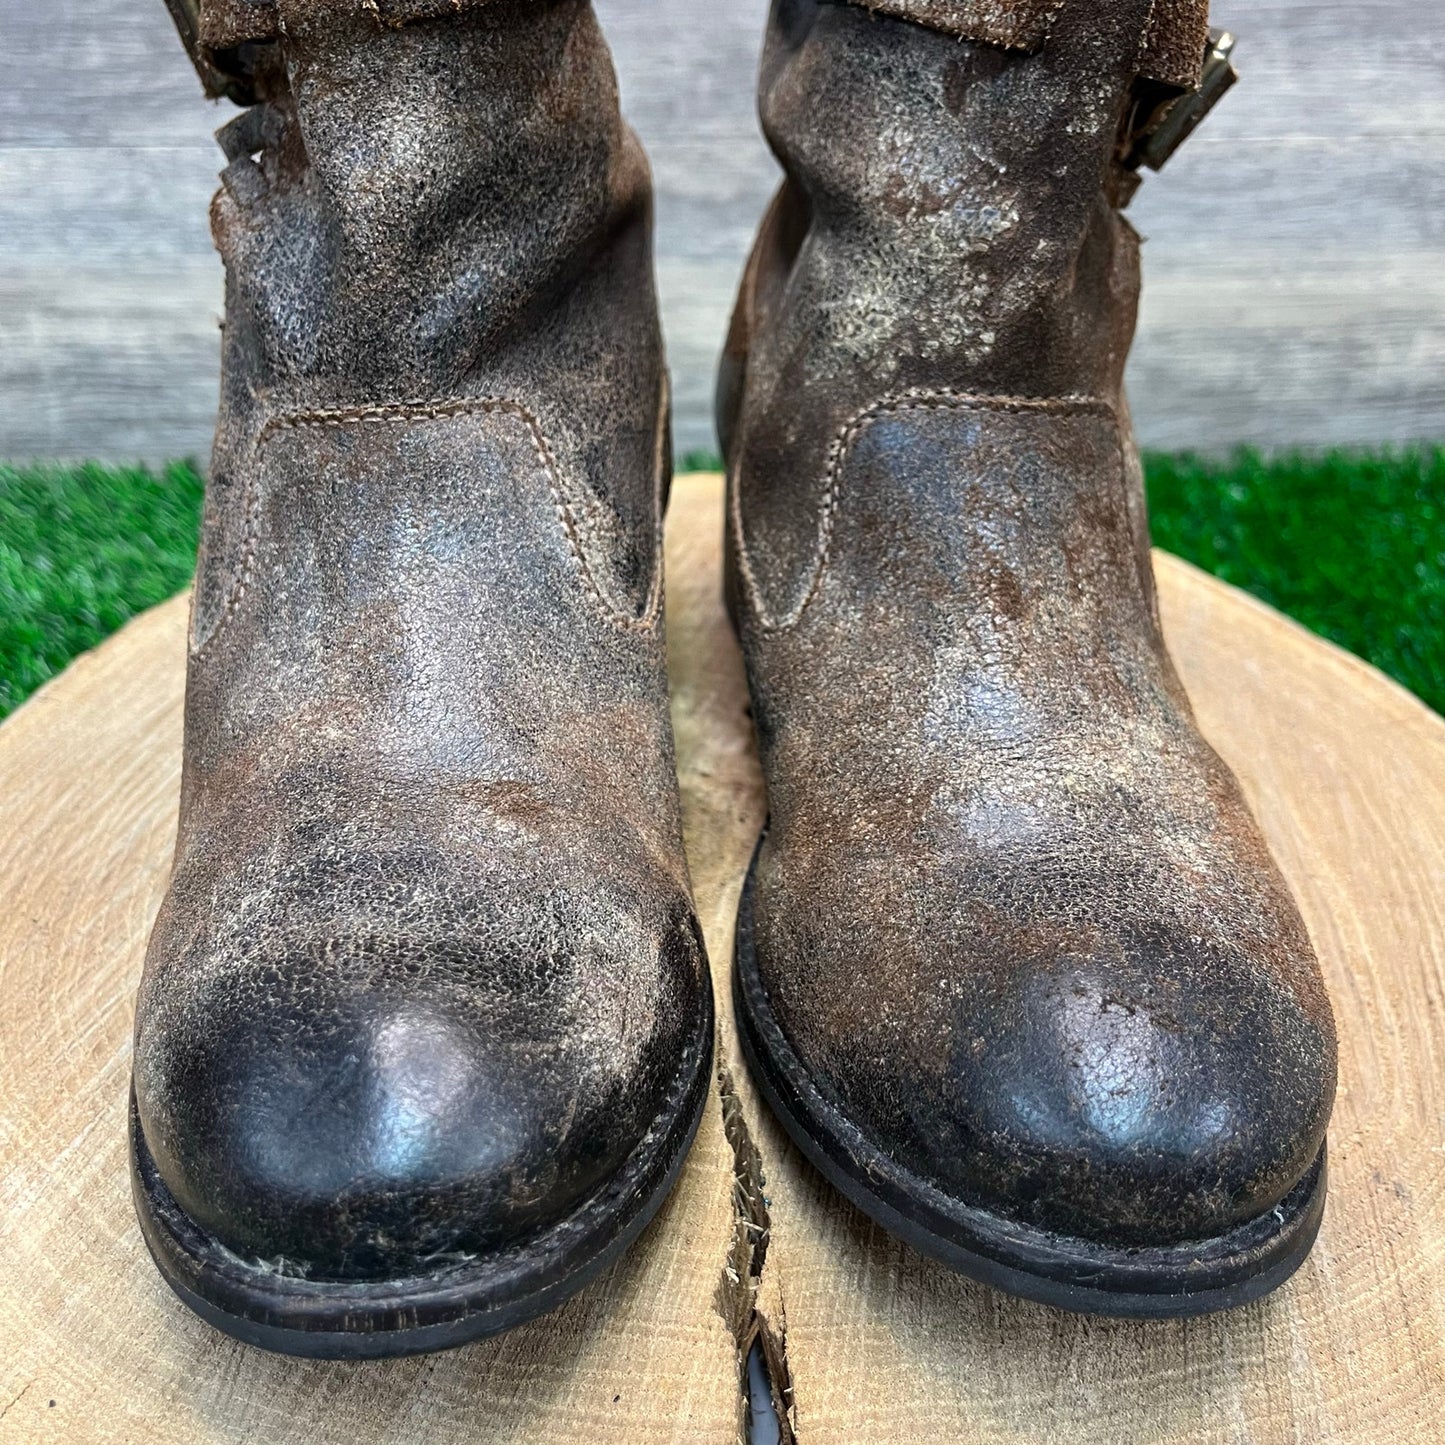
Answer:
[182, 0, 672, 788]
[831, 0, 1208, 89]
[751, 0, 1210, 409]
[723, 0, 1211, 625]
[207, 0, 655, 402]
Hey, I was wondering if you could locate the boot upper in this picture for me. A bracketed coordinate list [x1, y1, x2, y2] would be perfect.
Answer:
[134, 0, 708, 1282]
[725, 0, 1336, 1249]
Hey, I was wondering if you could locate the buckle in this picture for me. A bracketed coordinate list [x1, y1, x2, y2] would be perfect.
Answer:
[1118, 29, 1238, 206]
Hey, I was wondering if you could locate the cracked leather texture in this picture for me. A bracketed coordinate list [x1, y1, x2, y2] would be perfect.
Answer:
[134, 0, 708, 1282]
[723, 0, 1336, 1247]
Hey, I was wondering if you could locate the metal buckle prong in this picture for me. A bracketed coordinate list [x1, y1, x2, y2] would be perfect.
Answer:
[1118, 29, 1239, 205]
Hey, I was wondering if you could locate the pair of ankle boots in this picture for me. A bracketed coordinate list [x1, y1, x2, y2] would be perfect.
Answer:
[132, 0, 1337, 1357]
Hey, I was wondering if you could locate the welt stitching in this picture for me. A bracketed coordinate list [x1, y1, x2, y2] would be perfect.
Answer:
[200, 396, 660, 655]
[748, 389, 1114, 635]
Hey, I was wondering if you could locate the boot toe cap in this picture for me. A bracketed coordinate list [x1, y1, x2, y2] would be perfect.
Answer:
[924, 939, 1336, 1245]
[134, 910, 704, 1281]
[765, 892, 1335, 1249]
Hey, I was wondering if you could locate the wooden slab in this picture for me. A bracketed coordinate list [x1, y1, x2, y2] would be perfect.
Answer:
[2, 474, 1443, 1441]
[0, 522, 746, 1443]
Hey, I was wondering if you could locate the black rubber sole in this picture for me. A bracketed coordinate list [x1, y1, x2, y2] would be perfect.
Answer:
[130, 996, 714, 1359]
[734, 845, 1327, 1319]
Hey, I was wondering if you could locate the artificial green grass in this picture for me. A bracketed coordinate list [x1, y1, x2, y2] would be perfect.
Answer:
[1145, 447, 1443, 718]
[0, 449, 1440, 721]
[0, 462, 205, 719]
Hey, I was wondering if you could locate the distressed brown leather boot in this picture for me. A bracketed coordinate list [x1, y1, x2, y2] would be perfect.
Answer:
[722, 0, 1336, 1317]
[131, 0, 712, 1358]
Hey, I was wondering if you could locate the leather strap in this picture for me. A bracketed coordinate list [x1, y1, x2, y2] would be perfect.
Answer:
[165, 0, 549, 103]
[842, 0, 1065, 54]
[839, 0, 1210, 89]
[197, 0, 538, 49]
[1139, 0, 1213, 89]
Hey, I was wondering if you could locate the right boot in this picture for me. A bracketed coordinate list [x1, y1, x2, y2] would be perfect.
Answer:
[720, 0, 1335, 1318]
[130, 0, 712, 1359]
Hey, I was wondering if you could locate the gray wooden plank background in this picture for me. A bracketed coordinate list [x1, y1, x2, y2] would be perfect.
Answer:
[2, 0, 1442, 464]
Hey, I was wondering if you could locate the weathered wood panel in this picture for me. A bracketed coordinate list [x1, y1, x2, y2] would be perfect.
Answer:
[1, 0, 1441, 462]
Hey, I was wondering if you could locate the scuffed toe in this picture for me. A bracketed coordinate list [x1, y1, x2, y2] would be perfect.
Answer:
[135, 873, 706, 1283]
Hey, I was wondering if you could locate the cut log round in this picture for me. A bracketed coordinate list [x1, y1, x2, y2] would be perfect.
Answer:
[1, 474, 1441, 1442]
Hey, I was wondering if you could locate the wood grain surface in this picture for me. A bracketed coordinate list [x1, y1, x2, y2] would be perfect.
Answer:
[1, 474, 1442, 1441]
[1, 0, 1442, 463]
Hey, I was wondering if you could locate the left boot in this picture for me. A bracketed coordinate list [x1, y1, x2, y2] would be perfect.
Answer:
[721, 0, 1336, 1317]
[131, 0, 710, 1358]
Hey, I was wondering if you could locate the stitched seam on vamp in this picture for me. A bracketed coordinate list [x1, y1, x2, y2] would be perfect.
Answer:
[192, 476, 262, 658]
[198, 396, 662, 657]
[747, 390, 1115, 635]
